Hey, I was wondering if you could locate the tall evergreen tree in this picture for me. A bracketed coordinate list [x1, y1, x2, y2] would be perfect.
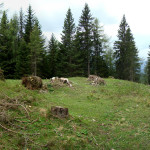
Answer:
[114, 15, 128, 79]
[125, 27, 140, 81]
[77, 3, 93, 76]
[22, 5, 35, 75]
[91, 18, 108, 77]
[114, 15, 140, 81]
[29, 20, 45, 76]
[0, 11, 12, 78]
[47, 33, 59, 77]
[24, 5, 34, 43]
[9, 14, 19, 78]
[19, 8, 24, 39]
[61, 8, 76, 76]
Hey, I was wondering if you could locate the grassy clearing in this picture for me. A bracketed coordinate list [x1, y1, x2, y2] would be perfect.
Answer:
[0, 77, 150, 149]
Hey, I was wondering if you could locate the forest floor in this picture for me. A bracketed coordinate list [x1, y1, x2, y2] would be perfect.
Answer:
[0, 77, 150, 149]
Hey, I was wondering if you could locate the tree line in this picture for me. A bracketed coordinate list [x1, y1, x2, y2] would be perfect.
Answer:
[0, 3, 145, 83]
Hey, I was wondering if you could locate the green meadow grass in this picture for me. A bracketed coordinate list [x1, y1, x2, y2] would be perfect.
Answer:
[0, 77, 150, 149]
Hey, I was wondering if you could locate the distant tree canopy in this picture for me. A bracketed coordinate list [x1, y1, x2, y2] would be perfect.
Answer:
[0, 4, 142, 83]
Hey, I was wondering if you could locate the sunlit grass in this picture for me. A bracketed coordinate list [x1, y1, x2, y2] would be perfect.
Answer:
[0, 78, 150, 149]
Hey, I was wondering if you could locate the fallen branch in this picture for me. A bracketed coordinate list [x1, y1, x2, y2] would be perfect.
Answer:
[0, 103, 30, 118]
[90, 133, 99, 146]
[0, 123, 20, 134]
[0, 123, 40, 135]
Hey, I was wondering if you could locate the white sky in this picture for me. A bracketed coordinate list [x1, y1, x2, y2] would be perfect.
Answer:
[2, 0, 150, 60]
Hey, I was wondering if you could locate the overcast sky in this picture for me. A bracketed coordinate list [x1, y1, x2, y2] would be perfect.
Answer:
[2, 0, 150, 60]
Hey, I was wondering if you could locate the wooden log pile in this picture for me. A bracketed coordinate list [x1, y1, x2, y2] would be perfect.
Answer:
[88, 75, 106, 85]
[22, 76, 43, 90]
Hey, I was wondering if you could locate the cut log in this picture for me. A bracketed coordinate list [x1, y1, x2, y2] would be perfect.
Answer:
[51, 106, 69, 118]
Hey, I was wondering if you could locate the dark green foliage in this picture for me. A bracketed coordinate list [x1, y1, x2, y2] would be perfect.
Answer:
[147, 51, 150, 84]
[29, 20, 45, 76]
[91, 18, 109, 77]
[0, 11, 13, 78]
[22, 5, 35, 76]
[114, 15, 128, 79]
[61, 8, 76, 77]
[114, 15, 140, 81]
[73, 31, 85, 76]
[8, 14, 19, 78]
[24, 5, 34, 43]
[125, 28, 140, 81]
[0, 4, 143, 81]
[39, 50, 49, 78]
[104, 48, 115, 77]
[15, 38, 30, 78]
[19, 8, 24, 39]
[77, 3, 94, 76]
[47, 34, 59, 77]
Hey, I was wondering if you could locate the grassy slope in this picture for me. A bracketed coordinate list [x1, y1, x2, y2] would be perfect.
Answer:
[0, 77, 150, 149]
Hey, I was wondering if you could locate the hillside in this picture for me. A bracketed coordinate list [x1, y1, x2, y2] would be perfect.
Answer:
[0, 77, 150, 149]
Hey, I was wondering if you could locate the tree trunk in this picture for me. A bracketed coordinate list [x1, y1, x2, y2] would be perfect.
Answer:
[88, 58, 90, 76]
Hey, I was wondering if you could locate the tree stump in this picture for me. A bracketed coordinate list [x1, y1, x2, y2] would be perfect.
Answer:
[51, 106, 69, 118]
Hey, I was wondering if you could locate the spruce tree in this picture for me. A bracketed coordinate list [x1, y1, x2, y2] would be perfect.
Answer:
[29, 20, 45, 76]
[114, 15, 128, 79]
[48, 34, 59, 77]
[0, 11, 11, 78]
[9, 14, 19, 78]
[114, 15, 140, 81]
[24, 5, 34, 43]
[22, 5, 35, 75]
[125, 27, 140, 81]
[77, 3, 93, 76]
[19, 8, 24, 39]
[91, 18, 108, 77]
[61, 8, 76, 76]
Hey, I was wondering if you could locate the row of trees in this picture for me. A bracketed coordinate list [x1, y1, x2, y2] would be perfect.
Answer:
[0, 4, 112, 79]
[0, 3, 143, 83]
[0, 5, 45, 78]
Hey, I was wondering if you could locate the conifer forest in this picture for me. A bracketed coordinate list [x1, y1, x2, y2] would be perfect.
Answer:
[0, 3, 149, 84]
